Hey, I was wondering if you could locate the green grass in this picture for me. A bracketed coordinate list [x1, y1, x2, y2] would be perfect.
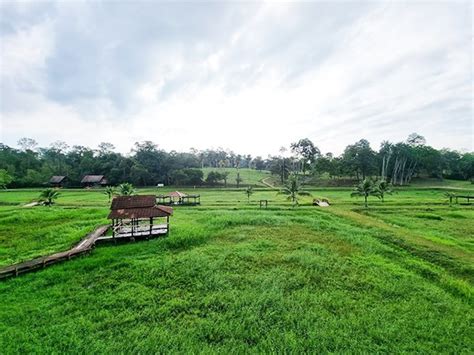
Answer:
[201, 167, 271, 186]
[0, 186, 473, 353]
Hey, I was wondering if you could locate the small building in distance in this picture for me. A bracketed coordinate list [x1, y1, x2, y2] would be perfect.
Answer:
[157, 191, 200, 206]
[49, 176, 68, 188]
[108, 195, 173, 240]
[81, 175, 108, 188]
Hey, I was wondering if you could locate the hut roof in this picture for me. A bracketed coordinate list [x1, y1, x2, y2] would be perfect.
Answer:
[167, 191, 188, 198]
[49, 176, 66, 184]
[111, 195, 155, 209]
[108, 195, 173, 219]
[81, 175, 106, 183]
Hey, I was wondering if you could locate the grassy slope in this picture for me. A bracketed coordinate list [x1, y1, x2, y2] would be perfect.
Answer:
[201, 168, 271, 186]
[0, 186, 473, 352]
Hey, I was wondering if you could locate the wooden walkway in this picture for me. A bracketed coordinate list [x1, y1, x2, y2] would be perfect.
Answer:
[0, 225, 110, 280]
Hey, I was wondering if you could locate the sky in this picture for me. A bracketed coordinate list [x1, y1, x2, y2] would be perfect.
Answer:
[0, 0, 472, 156]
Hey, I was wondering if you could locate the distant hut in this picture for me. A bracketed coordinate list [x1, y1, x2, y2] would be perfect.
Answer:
[157, 191, 200, 206]
[49, 176, 67, 188]
[108, 195, 173, 240]
[81, 175, 108, 188]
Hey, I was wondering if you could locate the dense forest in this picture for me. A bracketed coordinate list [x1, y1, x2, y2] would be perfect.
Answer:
[0, 133, 473, 188]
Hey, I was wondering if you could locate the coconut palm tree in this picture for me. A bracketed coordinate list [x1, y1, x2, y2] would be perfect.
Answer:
[103, 186, 117, 202]
[351, 178, 380, 208]
[118, 183, 136, 196]
[245, 186, 253, 203]
[39, 188, 60, 206]
[278, 174, 311, 207]
[376, 180, 393, 202]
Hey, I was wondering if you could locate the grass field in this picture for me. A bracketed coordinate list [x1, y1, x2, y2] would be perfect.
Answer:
[0, 184, 473, 353]
[201, 167, 272, 186]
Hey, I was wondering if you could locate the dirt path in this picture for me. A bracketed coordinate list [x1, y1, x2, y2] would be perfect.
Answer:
[261, 177, 278, 189]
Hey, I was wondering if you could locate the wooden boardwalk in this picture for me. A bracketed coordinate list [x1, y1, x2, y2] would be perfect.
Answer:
[0, 225, 110, 280]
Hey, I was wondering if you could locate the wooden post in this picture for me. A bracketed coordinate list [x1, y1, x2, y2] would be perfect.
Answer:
[167, 216, 170, 235]
[149, 217, 153, 237]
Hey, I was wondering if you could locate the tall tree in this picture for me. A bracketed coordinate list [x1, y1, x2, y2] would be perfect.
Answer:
[290, 138, 320, 174]
[343, 139, 377, 180]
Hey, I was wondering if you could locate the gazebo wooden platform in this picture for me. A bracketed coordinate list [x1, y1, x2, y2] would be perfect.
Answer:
[156, 191, 200, 206]
[108, 195, 173, 241]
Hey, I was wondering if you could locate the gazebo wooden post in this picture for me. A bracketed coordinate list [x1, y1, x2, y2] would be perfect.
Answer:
[166, 216, 170, 235]
[149, 217, 153, 237]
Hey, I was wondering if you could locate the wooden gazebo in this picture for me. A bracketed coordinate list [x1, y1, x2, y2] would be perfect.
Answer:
[156, 191, 200, 206]
[108, 195, 173, 241]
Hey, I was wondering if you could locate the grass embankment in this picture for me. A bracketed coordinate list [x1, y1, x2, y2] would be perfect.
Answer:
[201, 168, 271, 186]
[0, 186, 472, 352]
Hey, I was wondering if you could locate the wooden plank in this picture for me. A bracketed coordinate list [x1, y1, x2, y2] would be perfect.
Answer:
[0, 224, 109, 280]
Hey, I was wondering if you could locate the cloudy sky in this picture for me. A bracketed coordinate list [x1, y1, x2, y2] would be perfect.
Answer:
[0, 1, 472, 156]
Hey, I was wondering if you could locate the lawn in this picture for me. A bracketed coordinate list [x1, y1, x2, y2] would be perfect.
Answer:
[0, 185, 473, 353]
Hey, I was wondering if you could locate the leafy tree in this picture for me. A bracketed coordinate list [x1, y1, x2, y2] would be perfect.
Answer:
[278, 174, 311, 207]
[171, 168, 203, 185]
[268, 156, 290, 184]
[221, 171, 230, 187]
[351, 178, 380, 208]
[104, 186, 117, 202]
[17, 137, 38, 151]
[342, 139, 377, 180]
[39, 188, 60, 206]
[118, 183, 136, 196]
[206, 171, 224, 185]
[245, 186, 253, 203]
[0, 169, 13, 188]
[375, 180, 393, 202]
[290, 138, 320, 174]
[459, 153, 474, 181]
[407, 133, 426, 147]
[252, 156, 266, 170]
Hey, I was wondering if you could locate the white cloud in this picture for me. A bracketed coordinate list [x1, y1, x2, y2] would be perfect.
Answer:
[0, 1, 472, 154]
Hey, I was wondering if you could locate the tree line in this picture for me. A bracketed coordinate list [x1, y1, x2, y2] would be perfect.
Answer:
[0, 133, 472, 188]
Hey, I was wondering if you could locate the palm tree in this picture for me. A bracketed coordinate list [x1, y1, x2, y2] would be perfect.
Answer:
[104, 186, 117, 202]
[278, 174, 311, 207]
[351, 178, 380, 208]
[245, 186, 253, 203]
[39, 188, 60, 206]
[118, 182, 136, 196]
[376, 180, 393, 202]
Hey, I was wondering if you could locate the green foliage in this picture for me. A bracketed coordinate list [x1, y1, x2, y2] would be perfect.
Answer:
[351, 178, 381, 207]
[244, 186, 253, 203]
[0, 169, 13, 189]
[118, 183, 136, 196]
[375, 179, 393, 202]
[103, 186, 117, 202]
[38, 188, 60, 206]
[278, 174, 311, 206]
[290, 138, 320, 174]
[172, 169, 203, 186]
